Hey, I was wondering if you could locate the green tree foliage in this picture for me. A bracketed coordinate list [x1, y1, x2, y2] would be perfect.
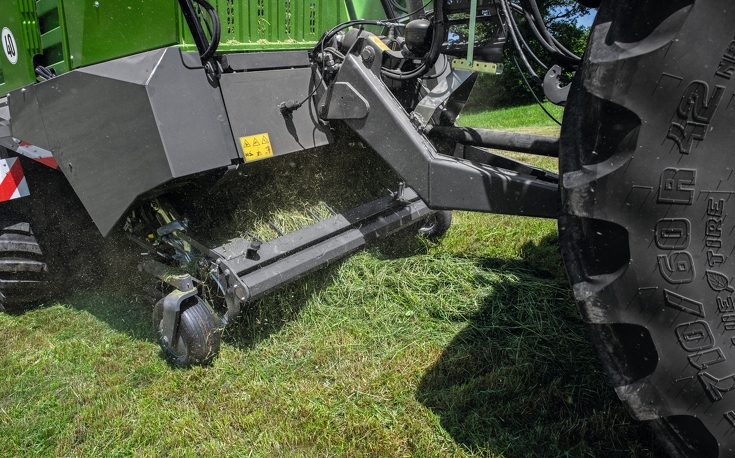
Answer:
[460, 0, 591, 111]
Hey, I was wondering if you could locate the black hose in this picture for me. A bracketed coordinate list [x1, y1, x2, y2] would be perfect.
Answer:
[518, 0, 580, 67]
[511, 55, 562, 126]
[406, 0, 425, 19]
[389, 0, 409, 14]
[506, 2, 548, 71]
[192, 0, 220, 61]
[499, 0, 542, 85]
[381, 0, 444, 80]
[178, 0, 220, 61]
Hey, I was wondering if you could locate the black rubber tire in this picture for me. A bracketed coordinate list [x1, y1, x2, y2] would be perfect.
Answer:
[559, 1, 735, 456]
[0, 222, 49, 309]
[153, 295, 222, 367]
[417, 210, 452, 239]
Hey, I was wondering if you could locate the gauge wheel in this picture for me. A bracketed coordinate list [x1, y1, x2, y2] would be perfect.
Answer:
[153, 295, 222, 367]
[559, 1, 735, 456]
[417, 210, 452, 239]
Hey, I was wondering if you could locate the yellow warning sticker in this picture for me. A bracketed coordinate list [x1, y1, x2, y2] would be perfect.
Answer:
[370, 35, 390, 52]
[240, 133, 273, 162]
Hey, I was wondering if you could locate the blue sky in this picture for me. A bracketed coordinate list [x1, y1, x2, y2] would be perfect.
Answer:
[577, 9, 597, 28]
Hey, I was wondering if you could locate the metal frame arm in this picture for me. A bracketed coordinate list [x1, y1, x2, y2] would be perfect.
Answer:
[319, 40, 558, 219]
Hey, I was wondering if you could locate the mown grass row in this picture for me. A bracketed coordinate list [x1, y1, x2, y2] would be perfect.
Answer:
[0, 104, 663, 456]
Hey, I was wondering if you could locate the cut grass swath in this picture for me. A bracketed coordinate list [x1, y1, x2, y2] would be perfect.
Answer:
[0, 105, 663, 456]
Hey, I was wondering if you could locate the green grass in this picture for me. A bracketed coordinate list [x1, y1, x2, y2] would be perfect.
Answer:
[0, 104, 664, 457]
[457, 103, 564, 130]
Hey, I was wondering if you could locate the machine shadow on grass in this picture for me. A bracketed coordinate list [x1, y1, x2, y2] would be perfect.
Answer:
[415, 234, 665, 457]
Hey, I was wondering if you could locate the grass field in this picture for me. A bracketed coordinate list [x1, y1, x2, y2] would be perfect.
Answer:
[0, 104, 664, 457]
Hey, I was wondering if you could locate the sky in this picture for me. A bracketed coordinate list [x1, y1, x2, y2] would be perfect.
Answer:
[576, 9, 597, 28]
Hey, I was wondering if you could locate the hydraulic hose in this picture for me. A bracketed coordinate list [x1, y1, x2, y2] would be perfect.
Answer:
[178, 0, 220, 62]
[381, 0, 444, 80]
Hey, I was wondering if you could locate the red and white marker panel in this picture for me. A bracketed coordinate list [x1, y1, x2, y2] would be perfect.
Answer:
[15, 141, 58, 169]
[0, 158, 30, 202]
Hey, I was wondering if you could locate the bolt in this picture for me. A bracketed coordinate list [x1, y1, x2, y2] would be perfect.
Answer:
[234, 284, 247, 301]
[361, 46, 375, 64]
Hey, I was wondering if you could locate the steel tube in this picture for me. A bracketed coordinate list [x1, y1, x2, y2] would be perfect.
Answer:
[426, 125, 559, 157]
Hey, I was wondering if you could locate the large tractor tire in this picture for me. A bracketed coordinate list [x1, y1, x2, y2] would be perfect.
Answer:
[559, 1, 735, 455]
[0, 222, 49, 309]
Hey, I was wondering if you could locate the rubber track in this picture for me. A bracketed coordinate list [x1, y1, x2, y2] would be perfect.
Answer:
[0, 223, 48, 307]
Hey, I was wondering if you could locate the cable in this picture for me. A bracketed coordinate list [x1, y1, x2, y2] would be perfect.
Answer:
[499, 0, 542, 85]
[506, 1, 548, 71]
[286, 25, 367, 115]
[421, 54, 449, 80]
[389, 0, 409, 14]
[381, 0, 444, 80]
[313, 20, 403, 54]
[391, 0, 433, 22]
[179, 0, 220, 61]
[518, 0, 580, 67]
[511, 55, 561, 126]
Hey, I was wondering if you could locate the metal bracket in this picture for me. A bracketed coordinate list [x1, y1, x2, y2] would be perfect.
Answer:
[160, 287, 198, 349]
[320, 82, 371, 120]
[138, 260, 198, 346]
[543, 65, 571, 106]
[215, 257, 248, 324]
[322, 51, 558, 218]
[451, 59, 503, 74]
[412, 70, 474, 129]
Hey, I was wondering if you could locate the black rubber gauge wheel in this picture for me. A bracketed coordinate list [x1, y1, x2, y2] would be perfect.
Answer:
[417, 210, 453, 239]
[153, 295, 222, 367]
[0, 222, 48, 310]
[559, 1, 735, 456]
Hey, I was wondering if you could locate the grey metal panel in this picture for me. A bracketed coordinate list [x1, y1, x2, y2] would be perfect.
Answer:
[220, 68, 331, 159]
[323, 82, 370, 119]
[412, 69, 473, 128]
[0, 97, 10, 140]
[23, 47, 239, 235]
[147, 49, 238, 178]
[180, 51, 203, 69]
[6, 85, 51, 150]
[222, 51, 310, 71]
[77, 48, 168, 85]
[34, 71, 172, 236]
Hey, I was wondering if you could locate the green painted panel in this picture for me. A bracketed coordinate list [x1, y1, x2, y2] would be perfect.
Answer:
[350, 0, 388, 20]
[180, 0, 350, 52]
[62, 0, 179, 69]
[0, 0, 40, 92]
